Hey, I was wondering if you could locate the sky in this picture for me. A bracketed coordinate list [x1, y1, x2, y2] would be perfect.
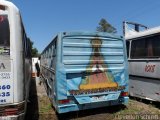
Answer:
[11, 0, 160, 53]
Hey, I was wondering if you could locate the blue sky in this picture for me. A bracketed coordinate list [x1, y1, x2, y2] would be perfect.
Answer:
[11, 0, 160, 52]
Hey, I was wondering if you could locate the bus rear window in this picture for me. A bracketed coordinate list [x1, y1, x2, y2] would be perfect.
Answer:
[0, 15, 10, 47]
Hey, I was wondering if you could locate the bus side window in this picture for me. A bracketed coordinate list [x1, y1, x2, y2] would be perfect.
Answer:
[21, 21, 27, 57]
[52, 41, 57, 57]
[149, 35, 160, 57]
[131, 35, 160, 59]
[126, 41, 130, 58]
[27, 38, 32, 58]
[24, 34, 27, 56]
[21, 16, 31, 58]
[131, 39, 146, 59]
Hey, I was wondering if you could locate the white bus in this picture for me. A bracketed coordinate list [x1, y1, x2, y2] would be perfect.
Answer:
[32, 57, 40, 78]
[124, 21, 160, 102]
[0, 0, 32, 119]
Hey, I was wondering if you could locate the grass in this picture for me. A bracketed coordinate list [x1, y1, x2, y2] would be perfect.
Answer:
[39, 103, 52, 113]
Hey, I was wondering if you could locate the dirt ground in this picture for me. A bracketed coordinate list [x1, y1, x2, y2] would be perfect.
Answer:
[25, 78, 160, 120]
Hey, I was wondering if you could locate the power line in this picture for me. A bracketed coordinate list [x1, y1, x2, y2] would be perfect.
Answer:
[113, 1, 160, 33]
[122, 1, 158, 19]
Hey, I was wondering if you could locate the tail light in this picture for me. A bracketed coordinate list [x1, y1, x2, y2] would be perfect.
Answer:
[58, 99, 70, 104]
[0, 102, 25, 116]
[121, 92, 128, 97]
[5, 108, 18, 116]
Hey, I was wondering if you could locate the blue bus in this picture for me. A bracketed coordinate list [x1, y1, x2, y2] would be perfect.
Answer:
[40, 32, 129, 113]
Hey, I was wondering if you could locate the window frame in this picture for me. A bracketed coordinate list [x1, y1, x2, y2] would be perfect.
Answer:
[129, 34, 160, 59]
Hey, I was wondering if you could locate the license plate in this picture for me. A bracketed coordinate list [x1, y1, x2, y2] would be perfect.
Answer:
[91, 93, 120, 102]
[91, 96, 106, 102]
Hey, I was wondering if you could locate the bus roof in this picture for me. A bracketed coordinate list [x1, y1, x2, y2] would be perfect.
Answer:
[125, 26, 160, 40]
[41, 31, 124, 54]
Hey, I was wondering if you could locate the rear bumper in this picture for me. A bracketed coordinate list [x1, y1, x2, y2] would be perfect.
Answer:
[0, 101, 25, 120]
[0, 113, 24, 120]
[57, 97, 129, 113]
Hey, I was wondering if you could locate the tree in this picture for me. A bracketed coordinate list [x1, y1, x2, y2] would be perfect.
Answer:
[28, 38, 39, 57]
[96, 18, 117, 33]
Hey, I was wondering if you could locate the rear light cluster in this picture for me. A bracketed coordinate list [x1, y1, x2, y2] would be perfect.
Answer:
[121, 92, 128, 97]
[58, 99, 70, 104]
[0, 102, 25, 116]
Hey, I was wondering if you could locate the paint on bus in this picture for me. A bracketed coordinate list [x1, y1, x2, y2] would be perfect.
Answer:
[64, 35, 127, 96]
[41, 32, 129, 113]
[80, 38, 118, 90]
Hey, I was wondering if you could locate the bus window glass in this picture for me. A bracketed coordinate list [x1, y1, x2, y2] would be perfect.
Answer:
[131, 35, 160, 59]
[131, 38, 146, 58]
[126, 41, 130, 58]
[150, 35, 160, 57]
[0, 15, 10, 47]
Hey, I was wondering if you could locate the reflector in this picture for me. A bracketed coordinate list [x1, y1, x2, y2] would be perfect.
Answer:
[5, 108, 18, 115]
[0, 102, 25, 116]
[58, 99, 70, 104]
[121, 92, 128, 97]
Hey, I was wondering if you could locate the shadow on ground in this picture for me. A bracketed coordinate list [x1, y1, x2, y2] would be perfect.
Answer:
[130, 96, 160, 109]
[25, 78, 39, 120]
[57, 105, 126, 120]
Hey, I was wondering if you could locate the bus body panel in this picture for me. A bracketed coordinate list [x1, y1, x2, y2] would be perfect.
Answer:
[0, 0, 31, 119]
[41, 32, 129, 113]
[0, 0, 24, 104]
[0, 57, 13, 104]
[125, 22, 160, 102]
[129, 61, 160, 78]
[0, 3, 15, 105]
[0, 113, 24, 120]
[12, 9, 24, 103]
[129, 76, 160, 101]
[128, 61, 160, 101]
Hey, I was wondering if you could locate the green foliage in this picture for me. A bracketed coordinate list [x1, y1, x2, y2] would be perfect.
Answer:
[28, 38, 39, 57]
[32, 47, 39, 57]
[97, 18, 117, 33]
